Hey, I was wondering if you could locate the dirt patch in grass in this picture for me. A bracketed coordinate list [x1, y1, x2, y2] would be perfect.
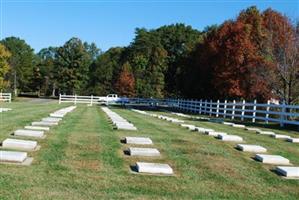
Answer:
[68, 159, 101, 171]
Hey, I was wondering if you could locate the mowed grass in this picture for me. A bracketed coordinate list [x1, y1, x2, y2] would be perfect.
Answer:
[0, 100, 298, 199]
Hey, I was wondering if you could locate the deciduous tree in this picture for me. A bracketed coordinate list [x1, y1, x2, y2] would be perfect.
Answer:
[115, 62, 135, 97]
[0, 44, 11, 91]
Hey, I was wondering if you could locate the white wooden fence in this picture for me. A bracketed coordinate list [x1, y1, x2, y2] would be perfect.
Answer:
[166, 99, 299, 127]
[59, 94, 103, 105]
[0, 93, 11, 103]
[58, 94, 299, 128]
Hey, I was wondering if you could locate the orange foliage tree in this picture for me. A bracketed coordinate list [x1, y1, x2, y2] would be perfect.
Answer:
[115, 62, 136, 97]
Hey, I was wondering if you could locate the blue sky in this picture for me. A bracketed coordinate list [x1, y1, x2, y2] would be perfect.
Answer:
[1, 0, 298, 52]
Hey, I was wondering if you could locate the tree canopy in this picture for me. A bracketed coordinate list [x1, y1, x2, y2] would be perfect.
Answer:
[1, 6, 298, 104]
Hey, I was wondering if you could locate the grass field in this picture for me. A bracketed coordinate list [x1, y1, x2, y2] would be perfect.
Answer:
[0, 100, 299, 199]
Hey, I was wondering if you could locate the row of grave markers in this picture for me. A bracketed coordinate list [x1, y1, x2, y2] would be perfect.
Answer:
[0, 106, 76, 165]
[132, 109, 299, 179]
[101, 107, 137, 130]
[101, 107, 174, 175]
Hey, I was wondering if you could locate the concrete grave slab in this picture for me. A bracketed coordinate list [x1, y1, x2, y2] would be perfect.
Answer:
[135, 162, 173, 175]
[187, 125, 197, 131]
[42, 117, 61, 123]
[116, 124, 137, 131]
[217, 135, 243, 142]
[232, 124, 246, 128]
[128, 147, 160, 157]
[205, 131, 227, 137]
[0, 150, 28, 163]
[236, 144, 267, 153]
[271, 134, 291, 139]
[180, 124, 194, 128]
[257, 131, 276, 136]
[25, 126, 50, 131]
[125, 137, 153, 145]
[14, 129, 44, 138]
[195, 127, 206, 133]
[50, 113, 64, 118]
[2, 138, 38, 151]
[276, 166, 299, 179]
[170, 119, 184, 123]
[114, 121, 134, 126]
[32, 121, 58, 126]
[223, 122, 235, 126]
[287, 138, 299, 143]
[196, 128, 215, 133]
[255, 154, 290, 165]
[245, 127, 261, 132]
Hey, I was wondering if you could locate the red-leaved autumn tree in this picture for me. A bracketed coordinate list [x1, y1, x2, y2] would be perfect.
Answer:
[115, 62, 136, 97]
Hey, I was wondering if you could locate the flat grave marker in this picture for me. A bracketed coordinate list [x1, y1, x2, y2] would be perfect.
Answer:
[255, 154, 290, 165]
[14, 129, 44, 138]
[2, 138, 38, 151]
[50, 113, 64, 118]
[205, 131, 227, 137]
[125, 137, 153, 145]
[217, 135, 243, 142]
[25, 126, 50, 131]
[135, 162, 173, 175]
[271, 134, 291, 139]
[32, 121, 58, 126]
[42, 117, 61, 123]
[223, 122, 235, 126]
[232, 124, 246, 128]
[128, 147, 160, 157]
[236, 144, 267, 153]
[116, 124, 137, 131]
[276, 166, 299, 179]
[0, 150, 32, 165]
[257, 131, 276, 136]
[196, 128, 215, 133]
[245, 127, 261, 132]
[287, 138, 299, 143]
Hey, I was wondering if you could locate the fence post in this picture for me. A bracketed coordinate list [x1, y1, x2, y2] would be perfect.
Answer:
[231, 100, 236, 120]
[91, 95, 93, 106]
[223, 100, 227, 118]
[280, 101, 286, 127]
[241, 100, 246, 121]
[199, 99, 202, 114]
[209, 100, 213, 116]
[74, 94, 77, 105]
[59, 94, 61, 104]
[252, 100, 257, 123]
[216, 100, 220, 117]
[265, 100, 270, 124]
[178, 99, 181, 110]
[9, 93, 11, 103]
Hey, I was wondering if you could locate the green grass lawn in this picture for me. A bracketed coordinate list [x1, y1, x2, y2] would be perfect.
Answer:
[0, 100, 298, 199]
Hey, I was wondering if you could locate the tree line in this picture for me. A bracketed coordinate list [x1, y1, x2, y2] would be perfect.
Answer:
[0, 6, 298, 103]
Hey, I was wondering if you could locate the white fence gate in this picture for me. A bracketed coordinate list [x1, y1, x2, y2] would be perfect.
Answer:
[0, 93, 11, 103]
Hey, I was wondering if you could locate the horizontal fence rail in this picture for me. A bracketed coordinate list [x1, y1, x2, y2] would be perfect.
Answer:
[59, 95, 106, 105]
[59, 94, 299, 128]
[165, 99, 299, 128]
[0, 93, 11, 103]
